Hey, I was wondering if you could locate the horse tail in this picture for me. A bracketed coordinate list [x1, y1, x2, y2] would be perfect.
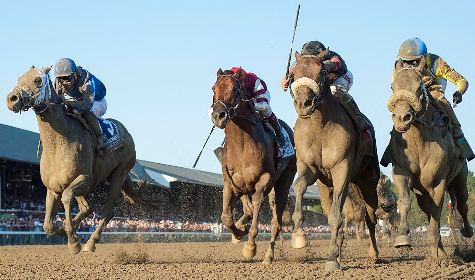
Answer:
[121, 176, 160, 208]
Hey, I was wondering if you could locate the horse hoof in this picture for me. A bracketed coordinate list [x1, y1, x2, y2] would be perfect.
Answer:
[325, 261, 341, 272]
[241, 244, 256, 259]
[82, 241, 96, 252]
[262, 259, 272, 265]
[394, 235, 411, 248]
[461, 226, 474, 238]
[291, 232, 307, 249]
[231, 235, 242, 244]
[68, 242, 81, 254]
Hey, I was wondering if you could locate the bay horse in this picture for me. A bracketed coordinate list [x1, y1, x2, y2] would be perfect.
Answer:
[289, 50, 380, 271]
[210, 68, 296, 264]
[6, 66, 139, 254]
[386, 59, 473, 257]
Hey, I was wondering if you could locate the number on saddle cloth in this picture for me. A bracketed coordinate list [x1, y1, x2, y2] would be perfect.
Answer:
[98, 118, 121, 150]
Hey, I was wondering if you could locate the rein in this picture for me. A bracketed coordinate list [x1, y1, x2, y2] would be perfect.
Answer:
[213, 74, 258, 126]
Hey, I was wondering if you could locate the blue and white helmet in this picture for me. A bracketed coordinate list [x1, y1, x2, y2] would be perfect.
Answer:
[398, 38, 427, 61]
[54, 58, 77, 78]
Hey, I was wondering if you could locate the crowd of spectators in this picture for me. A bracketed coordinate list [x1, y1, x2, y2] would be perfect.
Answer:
[0, 211, 332, 234]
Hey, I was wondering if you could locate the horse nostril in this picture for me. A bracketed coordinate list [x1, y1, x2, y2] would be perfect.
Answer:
[10, 95, 18, 102]
[304, 99, 313, 108]
[219, 112, 227, 120]
[403, 113, 412, 123]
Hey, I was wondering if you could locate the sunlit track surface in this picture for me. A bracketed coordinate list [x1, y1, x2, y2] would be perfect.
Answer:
[0, 234, 474, 279]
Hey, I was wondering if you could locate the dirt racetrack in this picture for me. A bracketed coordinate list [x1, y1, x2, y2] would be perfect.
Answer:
[1, 234, 474, 280]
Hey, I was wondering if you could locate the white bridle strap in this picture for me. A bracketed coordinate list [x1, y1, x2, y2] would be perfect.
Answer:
[32, 68, 51, 104]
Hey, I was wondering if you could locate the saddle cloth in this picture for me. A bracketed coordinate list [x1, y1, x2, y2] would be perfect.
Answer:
[98, 118, 122, 151]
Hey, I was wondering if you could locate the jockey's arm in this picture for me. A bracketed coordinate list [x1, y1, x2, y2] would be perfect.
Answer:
[434, 57, 469, 95]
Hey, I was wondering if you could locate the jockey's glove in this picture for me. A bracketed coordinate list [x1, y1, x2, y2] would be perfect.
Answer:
[453, 91, 462, 105]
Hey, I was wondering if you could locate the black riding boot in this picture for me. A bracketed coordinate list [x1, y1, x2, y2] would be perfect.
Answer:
[83, 111, 107, 151]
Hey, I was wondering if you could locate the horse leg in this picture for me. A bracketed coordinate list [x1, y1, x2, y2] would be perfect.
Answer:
[392, 165, 412, 247]
[357, 219, 365, 241]
[83, 169, 126, 252]
[291, 162, 316, 249]
[355, 172, 379, 262]
[232, 195, 252, 243]
[425, 181, 447, 259]
[325, 160, 350, 272]
[72, 196, 92, 231]
[43, 189, 63, 235]
[221, 184, 246, 242]
[242, 174, 271, 260]
[61, 175, 91, 254]
[451, 164, 473, 238]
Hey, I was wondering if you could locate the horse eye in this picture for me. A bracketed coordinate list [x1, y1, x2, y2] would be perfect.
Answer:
[34, 77, 43, 87]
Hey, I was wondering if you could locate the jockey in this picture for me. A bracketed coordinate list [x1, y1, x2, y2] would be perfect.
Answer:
[53, 58, 108, 151]
[394, 38, 473, 161]
[281, 41, 369, 132]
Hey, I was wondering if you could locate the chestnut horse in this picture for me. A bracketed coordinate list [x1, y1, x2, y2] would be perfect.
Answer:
[210, 68, 296, 264]
[290, 51, 380, 271]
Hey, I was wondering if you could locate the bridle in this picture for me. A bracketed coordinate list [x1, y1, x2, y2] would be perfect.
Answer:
[212, 74, 258, 125]
[393, 67, 430, 126]
[15, 69, 54, 114]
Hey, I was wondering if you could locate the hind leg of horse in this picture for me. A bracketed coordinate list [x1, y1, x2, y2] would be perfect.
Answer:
[357, 219, 366, 241]
[61, 175, 92, 254]
[83, 170, 126, 252]
[263, 169, 293, 264]
[451, 165, 473, 238]
[242, 174, 271, 259]
[355, 172, 379, 262]
[325, 160, 351, 272]
[291, 162, 316, 249]
[392, 165, 412, 247]
[43, 189, 64, 236]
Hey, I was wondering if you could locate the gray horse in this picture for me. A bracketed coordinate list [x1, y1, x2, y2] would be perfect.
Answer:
[386, 59, 473, 258]
[6, 66, 137, 254]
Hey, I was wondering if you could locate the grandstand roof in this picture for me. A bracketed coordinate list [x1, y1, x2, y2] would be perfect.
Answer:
[0, 123, 319, 199]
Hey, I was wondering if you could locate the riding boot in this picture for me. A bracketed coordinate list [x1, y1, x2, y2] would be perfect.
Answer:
[436, 96, 475, 161]
[83, 111, 107, 151]
[267, 113, 294, 158]
[343, 97, 370, 132]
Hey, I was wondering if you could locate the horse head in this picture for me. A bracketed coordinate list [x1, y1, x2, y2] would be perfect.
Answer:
[6, 66, 55, 114]
[211, 67, 253, 128]
[291, 49, 330, 118]
[387, 59, 428, 132]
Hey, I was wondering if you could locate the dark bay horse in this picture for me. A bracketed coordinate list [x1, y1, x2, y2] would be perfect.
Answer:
[6, 66, 139, 254]
[210, 68, 296, 264]
[386, 59, 473, 257]
[289, 51, 380, 271]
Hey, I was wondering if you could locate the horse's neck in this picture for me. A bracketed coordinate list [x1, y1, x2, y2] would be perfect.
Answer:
[36, 105, 81, 153]
[311, 95, 346, 128]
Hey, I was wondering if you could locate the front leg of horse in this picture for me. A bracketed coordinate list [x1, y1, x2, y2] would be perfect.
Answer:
[242, 188, 266, 260]
[221, 186, 247, 242]
[291, 164, 316, 249]
[43, 189, 64, 236]
[392, 166, 412, 248]
[61, 175, 91, 254]
[325, 162, 350, 272]
[427, 183, 447, 259]
[232, 195, 253, 243]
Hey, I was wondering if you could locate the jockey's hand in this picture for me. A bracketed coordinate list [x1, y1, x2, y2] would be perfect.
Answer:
[453, 91, 462, 105]
[281, 77, 290, 91]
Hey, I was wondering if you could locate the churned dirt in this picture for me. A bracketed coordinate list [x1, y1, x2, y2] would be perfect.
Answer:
[0, 234, 474, 280]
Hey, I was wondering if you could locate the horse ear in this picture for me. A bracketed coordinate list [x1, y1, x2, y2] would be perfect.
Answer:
[217, 68, 224, 77]
[295, 51, 301, 62]
[395, 59, 404, 70]
[43, 66, 52, 74]
[31, 65, 35, 69]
